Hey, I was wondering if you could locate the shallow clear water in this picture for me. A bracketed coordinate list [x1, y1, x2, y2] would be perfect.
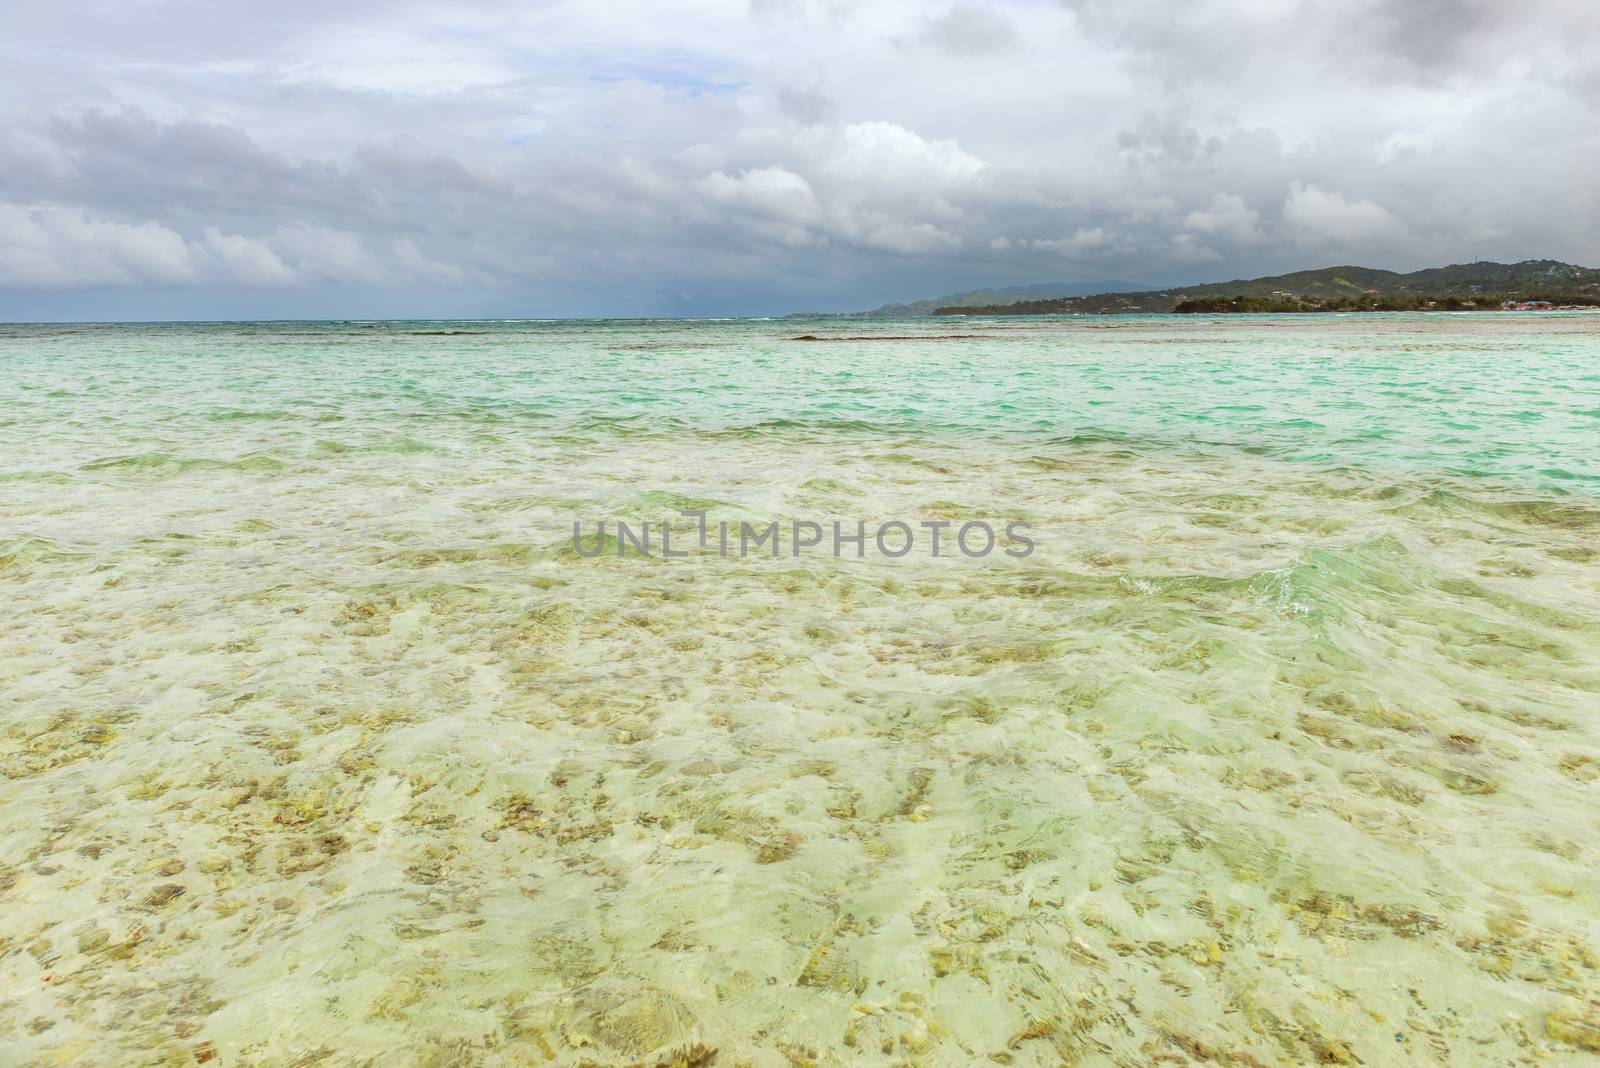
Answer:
[2, 314, 1599, 1065]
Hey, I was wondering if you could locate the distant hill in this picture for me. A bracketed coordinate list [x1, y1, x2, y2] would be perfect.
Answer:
[930, 260, 1600, 315]
[792, 280, 1153, 318]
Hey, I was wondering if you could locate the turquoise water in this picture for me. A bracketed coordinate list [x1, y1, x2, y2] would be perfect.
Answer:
[5, 316, 1598, 488]
[2, 314, 1599, 1065]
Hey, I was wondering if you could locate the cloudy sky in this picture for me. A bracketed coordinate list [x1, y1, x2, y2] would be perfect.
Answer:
[2, 0, 1597, 319]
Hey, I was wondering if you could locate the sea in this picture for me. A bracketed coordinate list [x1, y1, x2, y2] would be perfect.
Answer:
[2, 313, 1598, 1065]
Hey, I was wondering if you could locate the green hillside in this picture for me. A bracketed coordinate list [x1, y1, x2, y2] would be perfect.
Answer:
[931, 260, 1600, 315]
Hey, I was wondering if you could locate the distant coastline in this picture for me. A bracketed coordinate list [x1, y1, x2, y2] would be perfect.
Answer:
[931, 259, 1600, 316]
[940, 294, 1600, 316]
[1167, 296, 1599, 314]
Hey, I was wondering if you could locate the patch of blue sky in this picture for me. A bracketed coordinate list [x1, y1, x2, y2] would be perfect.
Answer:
[587, 54, 745, 97]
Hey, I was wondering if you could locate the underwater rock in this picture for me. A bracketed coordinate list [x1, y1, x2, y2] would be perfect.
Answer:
[1546, 1002, 1600, 1052]
[143, 884, 187, 909]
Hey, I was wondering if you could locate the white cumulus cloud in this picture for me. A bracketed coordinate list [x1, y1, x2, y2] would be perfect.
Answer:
[1283, 183, 1405, 246]
[1183, 193, 1261, 244]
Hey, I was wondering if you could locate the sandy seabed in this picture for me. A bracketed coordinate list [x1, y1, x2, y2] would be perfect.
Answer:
[2, 316, 1599, 1065]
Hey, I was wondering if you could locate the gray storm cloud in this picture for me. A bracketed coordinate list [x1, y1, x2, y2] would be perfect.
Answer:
[0, 0, 1596, 316]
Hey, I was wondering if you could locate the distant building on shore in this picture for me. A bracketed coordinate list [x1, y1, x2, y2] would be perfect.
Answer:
[1502, 299, 1555, 311]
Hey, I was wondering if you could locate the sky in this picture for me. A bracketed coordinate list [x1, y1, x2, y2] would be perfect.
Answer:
[2, 0, 1597, 319]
